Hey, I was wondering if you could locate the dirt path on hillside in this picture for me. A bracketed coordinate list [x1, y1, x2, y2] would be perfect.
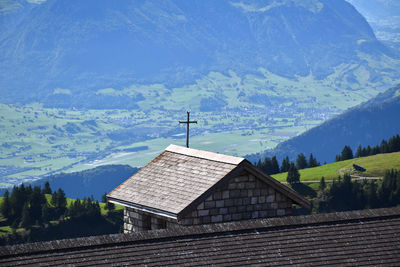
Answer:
[281, 176, 383, 184]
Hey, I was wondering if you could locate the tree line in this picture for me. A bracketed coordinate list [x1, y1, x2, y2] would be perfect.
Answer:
[257, 133, 400, 186]
[0, 182, 115, 229]
[336, 134, 400, 162]
[256, 153, 320, 175]
[316, 169, 400, 212]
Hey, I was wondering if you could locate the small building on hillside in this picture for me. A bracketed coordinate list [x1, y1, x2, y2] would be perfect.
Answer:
[107, 144, 310, 233]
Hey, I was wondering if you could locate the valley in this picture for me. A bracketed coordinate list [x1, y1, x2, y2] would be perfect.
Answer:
[0, 66, 393, 188]
[1, 0, 400, 189]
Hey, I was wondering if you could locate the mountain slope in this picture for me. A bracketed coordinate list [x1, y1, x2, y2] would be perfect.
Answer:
[30, 164, 138, 200]
[346, 0, 400, 49]
[249, 84, 400, 163]
[1, 0, 400, 185]
[0, 0, 398, 107]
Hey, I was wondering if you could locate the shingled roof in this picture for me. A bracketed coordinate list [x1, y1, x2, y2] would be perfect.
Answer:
[107, 144, 310, 219]
[1, 207, 400, 266]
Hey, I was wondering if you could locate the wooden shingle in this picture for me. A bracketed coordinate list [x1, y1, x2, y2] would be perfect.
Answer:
[108, 145, 310, 220]
[107, 145, 240, 217]
[1, 207, 400, 266]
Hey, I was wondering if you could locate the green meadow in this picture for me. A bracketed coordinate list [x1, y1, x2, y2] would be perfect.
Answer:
[272, 152, 400, 182]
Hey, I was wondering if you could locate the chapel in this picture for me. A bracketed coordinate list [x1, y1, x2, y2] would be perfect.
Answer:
[107, 144, 310, 233]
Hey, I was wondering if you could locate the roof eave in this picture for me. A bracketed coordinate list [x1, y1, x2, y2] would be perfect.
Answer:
[108, 197, 178, 220]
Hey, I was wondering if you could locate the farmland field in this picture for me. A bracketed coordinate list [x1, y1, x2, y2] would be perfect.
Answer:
[0, 68, 397, 188]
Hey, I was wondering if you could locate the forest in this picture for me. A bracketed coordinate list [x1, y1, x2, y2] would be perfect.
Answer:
[0, 182, 121, 245]
[0, 134, 399, 245]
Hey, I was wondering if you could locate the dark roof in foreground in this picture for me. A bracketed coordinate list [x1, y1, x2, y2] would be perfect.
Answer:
[108, 144, 310, 219]
[1, 206, 400, 266]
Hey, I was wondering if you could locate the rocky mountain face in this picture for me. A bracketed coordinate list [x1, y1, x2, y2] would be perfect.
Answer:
[346, 0, 400, 50]
[0, 0, 397, 108]
[249, 84, 400, 164]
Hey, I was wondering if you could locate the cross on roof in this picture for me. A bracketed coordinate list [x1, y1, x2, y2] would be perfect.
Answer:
[179, 111, 197, 148]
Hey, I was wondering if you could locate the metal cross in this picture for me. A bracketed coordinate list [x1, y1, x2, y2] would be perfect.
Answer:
[179, 111, 197, 148]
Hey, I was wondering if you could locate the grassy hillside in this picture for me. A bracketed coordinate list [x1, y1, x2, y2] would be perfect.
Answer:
[272, 152, 400, 182]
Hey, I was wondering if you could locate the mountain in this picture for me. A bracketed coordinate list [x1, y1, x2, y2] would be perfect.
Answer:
[29, 164, 138, 200]
[1, 0, 400, 186]
[248, 84, 400, 163]
[346, 0, 400, 50]
[0, 0, 398, 108]
[346, 0, 400, 23]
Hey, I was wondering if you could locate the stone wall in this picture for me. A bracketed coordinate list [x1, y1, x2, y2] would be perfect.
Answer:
[179, 172, 293, 225]
[124, 207, 169, 233]
[123, 171, 294, 232]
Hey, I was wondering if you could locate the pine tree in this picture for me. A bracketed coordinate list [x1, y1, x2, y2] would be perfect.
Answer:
[286, 163, 300, 185]
[19, 203, 32, 228]
[261, 157, 272, 174]
[94, 201, 101, 217]
[41, 204, 50, 224]
[372, 145, 380, 155]
[380, 140, 388, 153]
[25, 185, 33, 198]
[56, 188, 67, 210]
[256, 159, 262, 169]
[341, 146, 353, 161]
[101, 193, 107, 203]
[308, 153, 319, 168]
[42, 182, 52, 194]
[296, 153, 307, 170]
[391, 134, 400, 152]
[366, 181, 378, 208]
[51, 191, 57, 207]
[106, 201, 115, 211]
[67, 199, 81, 218]
[280, 156, 290, 172]
[0, 190, 11, 219]
[271, 156, 280, 174]
[52, 188, 67, 218]
[29, 186, 46, 223]
[361, 147, 367, 157]
[378, 170, 394, 206]
[102, 193, 115, 210]
[366, 145, 371, 156]
[355, 145, 362, 158]
[10, 184, 27, 221]
[319, 177, 326, 191]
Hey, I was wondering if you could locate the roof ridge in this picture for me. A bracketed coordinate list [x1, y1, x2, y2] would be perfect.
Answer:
[2, 206, 400, 258]
[165, 144, 244, 165]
